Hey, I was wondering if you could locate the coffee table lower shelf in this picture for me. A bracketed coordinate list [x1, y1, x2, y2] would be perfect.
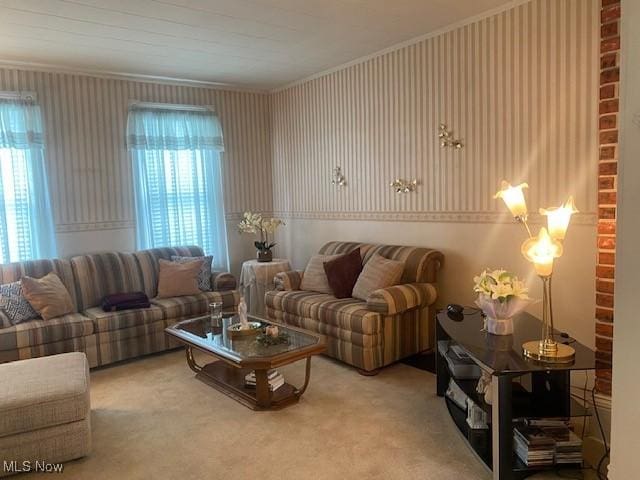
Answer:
[186, 348, 312, 411]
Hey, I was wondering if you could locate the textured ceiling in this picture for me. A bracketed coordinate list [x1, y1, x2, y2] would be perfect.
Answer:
[0, 0, 519, 90]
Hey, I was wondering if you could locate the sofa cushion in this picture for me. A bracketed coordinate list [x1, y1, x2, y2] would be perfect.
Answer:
[323, 248, 362, 298]
[0, 313, 94, 352]
[156, 258, 203, 298]
[84, 305, 165, 333]
[265, 290, 381, 335]
[0, 258, 78, 311]
[70, 252, 145, 311]
[266, 307, 382, 348]
[0, 280, 39, 325]
[352, 254, 404, 301]
[22, 272, 77, 321]
[0, 352, 89, 437]
[172, 255, 213, 291]
[133, 246, 205, 299]
[300, 254, 340, 294]
[152, 291, 238, 319]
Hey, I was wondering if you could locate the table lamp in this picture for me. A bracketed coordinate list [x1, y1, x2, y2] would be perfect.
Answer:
[495, 181, 578, 363]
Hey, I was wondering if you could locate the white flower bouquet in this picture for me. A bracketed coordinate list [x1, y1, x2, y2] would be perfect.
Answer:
[473, 269, 530, 335]
[238, 211, 285, 262]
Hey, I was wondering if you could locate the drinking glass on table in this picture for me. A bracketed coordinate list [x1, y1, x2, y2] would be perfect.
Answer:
[209, 302, 223, 329]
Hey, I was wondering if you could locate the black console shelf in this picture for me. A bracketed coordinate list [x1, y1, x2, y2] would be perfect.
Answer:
[436, 310, 596, 480]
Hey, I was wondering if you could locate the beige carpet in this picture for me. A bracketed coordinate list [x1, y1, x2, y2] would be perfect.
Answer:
[26, 350, 582, 480]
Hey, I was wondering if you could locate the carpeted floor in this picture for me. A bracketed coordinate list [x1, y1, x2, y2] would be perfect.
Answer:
[27, 350, 585, 480]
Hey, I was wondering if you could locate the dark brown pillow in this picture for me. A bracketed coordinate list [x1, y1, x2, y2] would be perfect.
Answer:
[323, 249, 363, 299]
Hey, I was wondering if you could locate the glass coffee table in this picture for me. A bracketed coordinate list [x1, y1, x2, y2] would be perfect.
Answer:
[165, 314, 326, 410]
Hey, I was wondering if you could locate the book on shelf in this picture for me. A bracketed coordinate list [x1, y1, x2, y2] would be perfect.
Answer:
[244, 370, 285, 391]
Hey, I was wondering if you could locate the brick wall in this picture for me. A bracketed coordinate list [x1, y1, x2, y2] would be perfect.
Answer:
[595, 0, 620, 396]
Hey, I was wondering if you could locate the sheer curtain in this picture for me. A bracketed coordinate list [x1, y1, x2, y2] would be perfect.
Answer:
[126, 105, 229, 270]
[0, 98, 57, 263]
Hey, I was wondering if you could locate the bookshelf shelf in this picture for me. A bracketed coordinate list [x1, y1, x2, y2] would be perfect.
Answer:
[436, 310, 596, 480]
[450, 376, 591, 420]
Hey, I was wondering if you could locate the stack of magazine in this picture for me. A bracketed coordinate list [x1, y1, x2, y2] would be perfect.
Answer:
[244, 370, 285, 391]
[513, 424, 555, 466]
[514, 419, 582, 467]
[532, 419, 583, 465]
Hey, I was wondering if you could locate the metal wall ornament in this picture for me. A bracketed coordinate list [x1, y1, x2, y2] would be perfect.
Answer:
[390, 178, 418, 194]
[438, 124, 463, 149]
[331, 166, 346, 187]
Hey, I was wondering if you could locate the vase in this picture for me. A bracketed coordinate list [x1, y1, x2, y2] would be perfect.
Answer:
[484, 316, 514, 335]
[257, 250, 273, 262]
[475, 294, 530, 336]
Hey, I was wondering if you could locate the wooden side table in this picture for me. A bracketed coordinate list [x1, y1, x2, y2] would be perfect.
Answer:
[239, 259, 291, 315]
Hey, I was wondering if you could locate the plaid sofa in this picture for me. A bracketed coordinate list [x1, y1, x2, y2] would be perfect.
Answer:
[265, 242, 443, 372]
[0, 246, 239, 368]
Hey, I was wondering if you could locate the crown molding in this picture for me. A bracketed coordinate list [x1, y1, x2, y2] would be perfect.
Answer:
[271, 0, 532, 93]
[0, 60, 269, 95]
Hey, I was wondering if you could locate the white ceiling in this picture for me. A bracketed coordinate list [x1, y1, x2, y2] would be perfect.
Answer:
[0, 0, 519, 90]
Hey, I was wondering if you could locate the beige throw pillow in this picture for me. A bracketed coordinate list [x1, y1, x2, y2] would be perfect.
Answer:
[300, 254, 341, 294]
[156, 259, 204, 298]
[21, 273, 76, 320]
[352, 254, 405, 301]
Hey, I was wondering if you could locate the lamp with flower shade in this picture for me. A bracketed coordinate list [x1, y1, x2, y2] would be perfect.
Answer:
[495, 181, 578, 363]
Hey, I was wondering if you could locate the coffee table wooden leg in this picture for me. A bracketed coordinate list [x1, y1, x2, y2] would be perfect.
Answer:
[185, 347, 202, 374]
[293, 357, 312, 397]
[254, 369, 271, 408]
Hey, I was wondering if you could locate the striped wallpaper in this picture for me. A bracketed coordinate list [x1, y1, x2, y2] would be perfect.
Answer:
[270, 0, 599, 224]
[0, 67, 272, 233]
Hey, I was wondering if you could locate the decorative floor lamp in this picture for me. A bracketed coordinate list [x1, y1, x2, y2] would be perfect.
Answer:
[495, 181, 578, 363]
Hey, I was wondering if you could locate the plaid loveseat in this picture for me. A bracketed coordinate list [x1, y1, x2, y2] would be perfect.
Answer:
[0, 246, 239, 367]
[265, 242, 444, 372]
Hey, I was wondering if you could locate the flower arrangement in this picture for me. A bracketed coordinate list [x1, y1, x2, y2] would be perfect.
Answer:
[256, 329, 290, 346]
[238, 211, 285, 262]
[473, 269, 530, 335]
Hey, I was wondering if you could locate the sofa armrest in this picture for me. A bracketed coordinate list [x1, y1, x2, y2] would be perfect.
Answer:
[366, 283, 438, 315]
[274, 271, 304, 291]
[211, 271, 237, 292]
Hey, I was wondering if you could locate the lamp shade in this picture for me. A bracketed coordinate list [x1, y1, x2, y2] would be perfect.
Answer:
[494, 181, 529, 217]
[539, 196, 579, 241]
[521, 227, 563, 277]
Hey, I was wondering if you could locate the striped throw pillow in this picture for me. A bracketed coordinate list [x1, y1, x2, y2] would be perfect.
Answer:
[300, 254, 341, 294]
[352, 254, 405, 301]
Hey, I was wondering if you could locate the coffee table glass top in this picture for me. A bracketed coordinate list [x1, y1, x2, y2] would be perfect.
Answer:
[167, 314, 322, 362]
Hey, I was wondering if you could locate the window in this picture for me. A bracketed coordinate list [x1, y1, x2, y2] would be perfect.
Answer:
[126, 105, 229, 270]
[0, 97, 57, 263]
